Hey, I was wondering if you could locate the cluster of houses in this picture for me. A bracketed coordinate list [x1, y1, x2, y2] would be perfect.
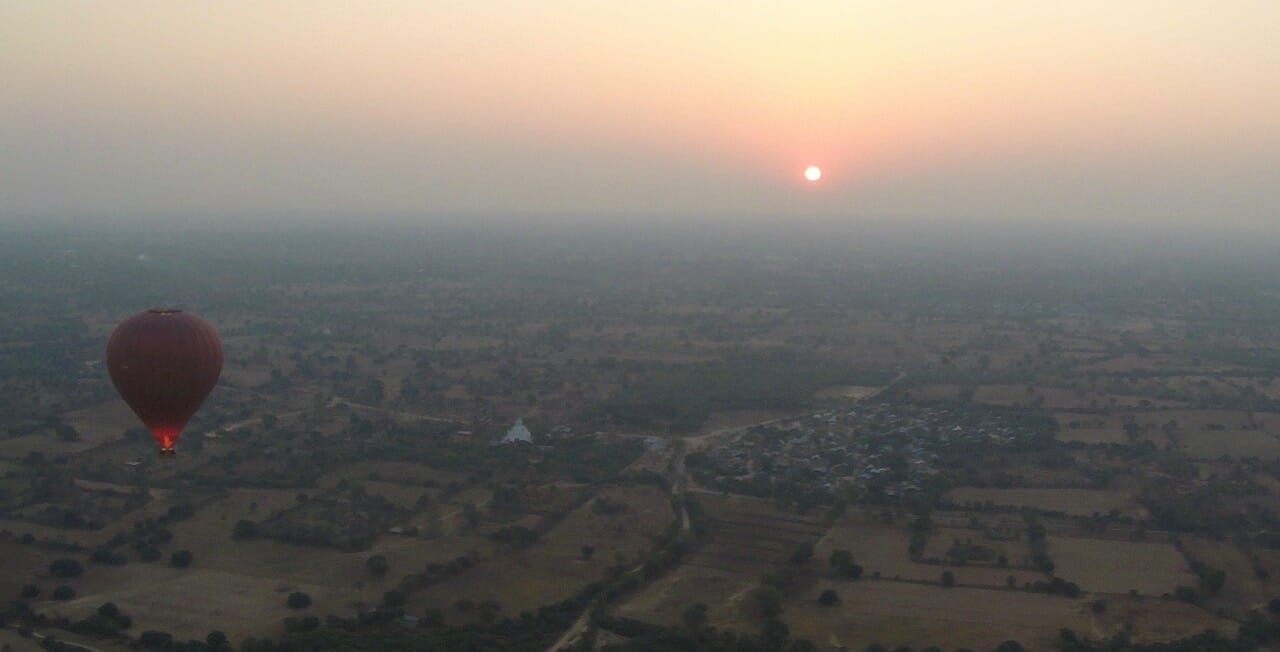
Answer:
[697, 402, 1052, 499]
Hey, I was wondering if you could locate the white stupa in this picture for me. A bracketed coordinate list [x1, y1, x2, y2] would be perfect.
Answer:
[504, 418, 532, 443]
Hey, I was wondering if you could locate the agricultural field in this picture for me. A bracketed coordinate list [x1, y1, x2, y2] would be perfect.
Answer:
[409, 483, 674, 618]
[1049, 536, 1196, 596]
[784, 580, 1092, 651]
[945, 487, 1140, 518]
[8, 227, 1280, 651]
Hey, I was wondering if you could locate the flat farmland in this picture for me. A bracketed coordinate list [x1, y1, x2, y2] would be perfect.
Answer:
[974, 386, 1182, 410]
[409, 483, 673, 619]
[1054, 412, 1172, 446]
[816, 517, 1043, 588]
[65, 400, 141, 441]
[1180, 536, 1274, 616]
[616, 564, 753, 628]
[1049, 536, 1195, 595]
[698, 409, 796, 433]
[946, 487, 1139, 518]
[785, 580, 1090, 651]
[48, 566, 340, 643]
[1179, 429, 1280, 459]
[816, 520, 924, 581]
[907, 384, 966, 402]
[973, 385, 1096, 409]
[687, 493, 827, 576]
[787, 578, 1233, 651]
[165, 487, 480, 590]
[813, 385, 882, 400]
[0, 400, 138, 459]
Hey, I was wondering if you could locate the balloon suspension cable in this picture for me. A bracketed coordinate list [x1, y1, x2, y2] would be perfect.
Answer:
[158, 447, 177, 458]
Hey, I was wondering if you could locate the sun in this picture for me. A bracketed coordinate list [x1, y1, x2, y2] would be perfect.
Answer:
[804, 166, 822, 182]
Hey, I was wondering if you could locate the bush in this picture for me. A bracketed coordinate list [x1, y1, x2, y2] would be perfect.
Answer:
[49, 559, 84, 578]
[138, 630, 174, 648]
[169, 550, 193, 568]
[91, 546, 127, 565]
[52, 585, 76, 601]
[19, 584, 39, 599]
[365, 554, 389, 577]
[206, 631, 228, 649]
[286, 592, 311, 609]
[383, 590, 406, 608]
[232, 520, 258, 539]
[818, 589, 840, 606]
[97, 602, 120, 618]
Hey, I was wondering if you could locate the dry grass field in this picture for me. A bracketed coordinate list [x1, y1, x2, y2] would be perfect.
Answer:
[813, 385, 882, 400]
[1178, 429, 1280, 460]
[1049, 536, 1195, 595]
[945, 487, 1140, 518]
[697, 410, 795, 434]
[974, 386, 1182, 410]
[615, 564, 752, 628]
[785, 580, 1091, 651]
[408, 483, 673, 620]
[687, 493, 828, 576]
[1180, 536, 1274, 616]
[815, 517, 1043, 588]
[785, 578, 1233, 651]
[48, 566, 342, 643]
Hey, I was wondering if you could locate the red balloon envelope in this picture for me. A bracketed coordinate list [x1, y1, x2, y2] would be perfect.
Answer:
[106, 309, 222, 455]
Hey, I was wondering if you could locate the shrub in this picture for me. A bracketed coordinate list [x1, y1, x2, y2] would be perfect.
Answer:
[49, 559, 84, 578]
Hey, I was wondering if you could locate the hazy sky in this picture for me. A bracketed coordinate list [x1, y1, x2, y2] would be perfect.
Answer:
[3, 1, 1278, 226]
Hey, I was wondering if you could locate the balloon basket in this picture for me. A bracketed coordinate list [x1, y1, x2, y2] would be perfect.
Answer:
[158, 447, 177, 458]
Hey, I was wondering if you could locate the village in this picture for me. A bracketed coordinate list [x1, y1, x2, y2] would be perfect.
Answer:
[688, 402, 1055, 504]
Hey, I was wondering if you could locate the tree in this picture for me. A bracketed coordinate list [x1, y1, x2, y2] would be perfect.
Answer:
[750, 587, 783, 621]
[829, 549, 854, 571]
[287, 592, 311, 609]
[818, 589, 840, 606]
[233, 520, 258, 539]
[383, 589, 406, 608]
[206, 630, 229, 650]
[941, 571, 955, 587]
[581, 544, 596, 561]
[170, 550, 193, 568]
[681, 603, 708, 632]
[139, 631, 174, 648]
[476, 600, 501, 624]
[97, 602, 120, 618]
[52, 585, 75, 601]
[49, 558, 84, 578]
[995, 641, 1025, 652]
[365, 554, 389, 577]
[790, 541, 815, 566]
[762, 619, 790, 649]
[18, 584, 39, 599]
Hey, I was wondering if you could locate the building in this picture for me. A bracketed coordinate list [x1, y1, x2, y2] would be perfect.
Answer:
[504, 418, 532, 444]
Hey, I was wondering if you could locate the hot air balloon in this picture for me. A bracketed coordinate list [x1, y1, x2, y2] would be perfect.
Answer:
[106, 309, 222, 456]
